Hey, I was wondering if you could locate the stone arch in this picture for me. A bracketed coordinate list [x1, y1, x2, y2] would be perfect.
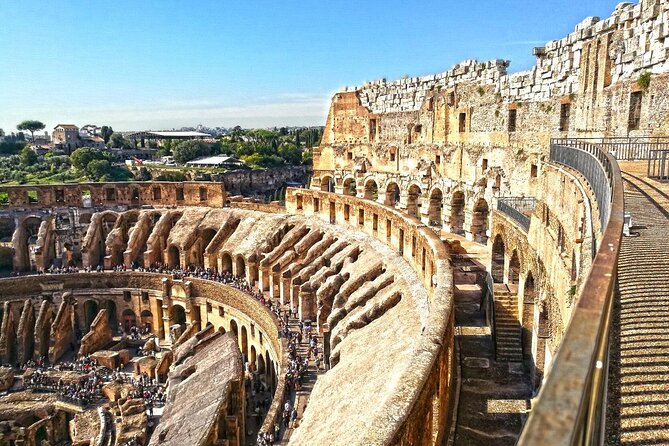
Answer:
[104, 299, 118, 331]
[342, 176, 356, 196]
[265, 350, 271, 380]
[522, 272, 536, 368]
[170, 305, 186, 331]
[16, 216, 42, 271]
[167, 245, 180, 268]
[449, 191, 465, 235]
[491, 235, 505, 283]
[0, 218, 15, 271]
[122, 308, 136, 333]
[220, 252, 233, 273]
[230, 319, 239, 338]
[508, 250, 521, 285]
[320, 175, 334, 192]
[470, 198, 489, 243]
[194, 228, 217, 267]
[83, 299, 99, 330]
[257, 351, 266, 374]
[364, 178, 378, 201]
[140, 309, 153, 332]
[407, 184, 422, 219]
[235, 255, 246, 279]
[385, 182, 400, 208]
[34, 426, 48, 445]
[240, 326, 249, 361]
[428, 188, 443, 226]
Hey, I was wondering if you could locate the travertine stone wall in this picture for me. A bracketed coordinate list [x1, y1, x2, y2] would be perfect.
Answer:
[313, 0, 669, 246]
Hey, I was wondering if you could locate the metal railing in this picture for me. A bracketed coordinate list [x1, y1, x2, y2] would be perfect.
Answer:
[551, 139, 615, 232]
[518, 139, 623, 446]
[557, 136, 669, 160]
[647, 149, 669, 179]
[496, 197, 536, 231]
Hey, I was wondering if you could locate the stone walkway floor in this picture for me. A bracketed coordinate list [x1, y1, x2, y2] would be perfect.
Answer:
[443, 233, 531, 446]
[606, 162, 669, 445]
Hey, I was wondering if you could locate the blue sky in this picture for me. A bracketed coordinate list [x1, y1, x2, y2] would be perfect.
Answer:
[0, 0, 621, 132]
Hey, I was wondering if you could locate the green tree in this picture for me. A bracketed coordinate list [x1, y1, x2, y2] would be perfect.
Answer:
[86, 159, 112, 180]
[109, 133, 133, 149]
[19, 146, 38, 166]
[0, 141, 26, 155]
[100, 126, 114, 143]
[172, 140, 211, 164]
[71, 147, 105, 171]
[278, 143, 302, 165]
[16, 120, 45, 142]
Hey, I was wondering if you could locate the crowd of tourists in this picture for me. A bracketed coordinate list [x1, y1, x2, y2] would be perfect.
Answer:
[25, 366, 105, 406]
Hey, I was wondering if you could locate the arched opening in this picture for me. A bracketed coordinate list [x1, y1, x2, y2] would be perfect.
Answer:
[470, 198, 489, 243]
[83, 300, 99, 330]
[491, 235, 505, 283]
[385, 182, 400, 208]
[196, 228, 217, 267]
[407, 185, 422, 220]
[122, 309, 137, 333]
[257, 352, 266, 375]
[343, 177, 356, 196]
[171, 305, 186, 331]
[428, 188, 443, 226]
[230, 319, 238, 339]
[535, 300, 550, 389]
[221, 253, 232, 273]
[34, 426, 47, 445]
[508, 250, 521, 285]
[0, 218, 16, 272]
[235, 256, 246, 279]
[320, 175, 334, 192]
[18, 217, 42, 271]
[449, 191, 465, 235]
[241, 326, 249, 362]
[140, 310, 153, 333]
[167, 245, 180, 268]
[250, 345, 257, 371]
[522, 272, 536, 368]
[364, 179, 378, 201]
[104, 300, 119, 332]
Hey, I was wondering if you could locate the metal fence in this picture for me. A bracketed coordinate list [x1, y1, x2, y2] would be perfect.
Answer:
[551, 139, 614, 232]
[497, 197, 536, 231]
[647, 149, 669, 179]
[518, 139, 623, 446]
[555, 136, 669, 160]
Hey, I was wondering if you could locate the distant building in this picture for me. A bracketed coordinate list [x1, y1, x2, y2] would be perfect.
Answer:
[52, 124, 105, 151]
[52, 124, 81, 152]
[185, 155, 246, 169]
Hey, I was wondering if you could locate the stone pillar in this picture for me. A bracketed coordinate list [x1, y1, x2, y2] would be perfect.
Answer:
[299, 286, 316, 321]
[280, 276, 291, 306]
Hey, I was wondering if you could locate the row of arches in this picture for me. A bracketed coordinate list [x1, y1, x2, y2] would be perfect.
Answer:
[321, 176, 489, 240]
[490, 233, 550, 391]
[81, 298, 155, 334]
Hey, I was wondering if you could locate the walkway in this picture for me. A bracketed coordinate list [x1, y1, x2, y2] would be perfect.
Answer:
[442, 232, 532, 446]
[606, 161, 669, 445]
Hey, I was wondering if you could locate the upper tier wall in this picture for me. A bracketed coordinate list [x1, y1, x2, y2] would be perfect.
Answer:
[346, 1, 667, 113]
[0, 182, 226, 209]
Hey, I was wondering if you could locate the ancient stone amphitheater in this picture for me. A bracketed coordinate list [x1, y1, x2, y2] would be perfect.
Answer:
[1, 1, 669, 445]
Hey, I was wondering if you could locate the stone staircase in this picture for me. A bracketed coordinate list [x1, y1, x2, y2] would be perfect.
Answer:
[493, 283, 523, 362]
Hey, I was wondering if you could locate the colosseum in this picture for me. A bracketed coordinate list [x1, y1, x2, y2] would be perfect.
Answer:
[1, 1, 669, 445]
